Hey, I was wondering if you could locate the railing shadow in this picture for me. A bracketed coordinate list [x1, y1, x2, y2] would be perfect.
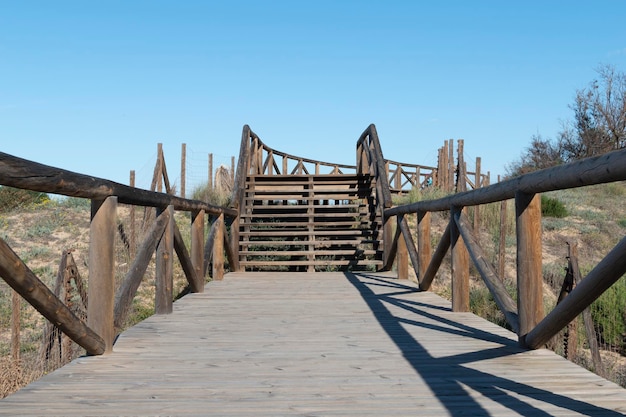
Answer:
[344, 271, 625, 417]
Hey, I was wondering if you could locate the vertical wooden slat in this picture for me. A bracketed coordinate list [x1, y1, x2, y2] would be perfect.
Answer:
[191, 209, 205, 292]
[88, 196, 117, 354]
[451, 206, 469, 312]
[155, 205, 174, 314]
[213, 213, 225, 280]
[516, 191, 543, 344]
[307, 176, 315, 272]
[417, 211, 432, 283]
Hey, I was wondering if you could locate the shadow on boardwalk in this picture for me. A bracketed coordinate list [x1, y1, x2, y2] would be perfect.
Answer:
[346, 272, 625, 417]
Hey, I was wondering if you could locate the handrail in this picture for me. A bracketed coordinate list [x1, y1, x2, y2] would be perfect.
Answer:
[383, 146, 626, 349]
[231, 124, 255, 211]
[356, 124, 394, 269]
[0, 151, 238, 355]
[356, 124, 393, 208]
[386, 147, 626, 216]
[0, 152, 237, 217]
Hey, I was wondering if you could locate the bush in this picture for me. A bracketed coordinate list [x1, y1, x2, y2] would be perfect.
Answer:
[541, 195, 568, 218]
[0, 187, 49, 213]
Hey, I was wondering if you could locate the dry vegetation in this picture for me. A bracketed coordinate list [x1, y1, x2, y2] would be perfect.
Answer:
[1, 180, 625, 397]
[0, 192, 197, 398]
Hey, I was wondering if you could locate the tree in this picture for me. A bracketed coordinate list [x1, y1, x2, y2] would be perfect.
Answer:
[506, 134, 562, 176]
[507, 65, 626, 177]
[560, 65, 626, 160]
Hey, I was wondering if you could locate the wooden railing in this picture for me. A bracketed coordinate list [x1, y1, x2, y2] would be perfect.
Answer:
[356, 124, 394, 269]
[0, 152, 238, 355]
[384, 148, 626, 348]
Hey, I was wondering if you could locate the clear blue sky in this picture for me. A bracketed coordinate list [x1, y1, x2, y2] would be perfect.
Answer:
[2, 1, 625, 192]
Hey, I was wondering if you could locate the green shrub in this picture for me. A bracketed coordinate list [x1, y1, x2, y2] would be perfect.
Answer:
[541, 195, 568, 218]
[0, 187, 49, 213]
[618, 219, 626, 228]
[192, 184, 231, 207]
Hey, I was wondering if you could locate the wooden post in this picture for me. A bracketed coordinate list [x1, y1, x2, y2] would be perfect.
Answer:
[231, 156, 235, 184]
[191, 209, 205, 292]
[130, 170, 136, 258]
[474, 157, 481, 230]
[88, 196, 117, 354]
[155, 205, 174, 314]
[456, 140, 466, 192]
[498, 188, 507, 280]
[397, 216, 409, 279]
[208, 153, 213, 191]
[11, 290, 20, 360]
[417, 211, 432, 283]
[181, 143, 186, 198]
[451, 206, 469, 312]
[448, 139, 454, 192]
[516, 191, 544, 345]
[213, 213, 225, 280]
[157, 144, 163, 193]
[382, 214, 394, 271]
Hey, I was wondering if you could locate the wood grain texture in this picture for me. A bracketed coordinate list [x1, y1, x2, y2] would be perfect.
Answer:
[3, 271, 626, 416]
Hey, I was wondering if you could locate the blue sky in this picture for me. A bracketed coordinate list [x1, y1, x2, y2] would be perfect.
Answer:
[1, 1, 625, 192]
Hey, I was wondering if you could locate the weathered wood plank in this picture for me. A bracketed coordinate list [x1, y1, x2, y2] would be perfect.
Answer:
[3, 272, 626, 416]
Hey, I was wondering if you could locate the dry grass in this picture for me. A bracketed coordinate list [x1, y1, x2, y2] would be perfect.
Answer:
[0, 195, 201, 398]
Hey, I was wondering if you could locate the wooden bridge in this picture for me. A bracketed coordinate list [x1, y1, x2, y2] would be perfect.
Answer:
[1, 124, 626, 415]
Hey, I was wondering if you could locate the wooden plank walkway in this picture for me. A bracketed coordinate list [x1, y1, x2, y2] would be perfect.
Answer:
[2, 271, 626, 416]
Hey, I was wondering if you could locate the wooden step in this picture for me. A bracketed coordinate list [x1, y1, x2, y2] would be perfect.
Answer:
[239, 259, 383, 267]
[240, 249, 381, 257]
[239, 173, 380, 271]
[239, 239, 380, 247]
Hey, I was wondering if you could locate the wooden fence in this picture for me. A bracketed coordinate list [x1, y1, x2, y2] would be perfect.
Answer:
[383, 147, 626, 348]
[0, 152, 237, 356]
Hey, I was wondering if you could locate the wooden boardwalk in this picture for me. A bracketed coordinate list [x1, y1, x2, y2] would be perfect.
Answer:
[3, 272, 626, 416]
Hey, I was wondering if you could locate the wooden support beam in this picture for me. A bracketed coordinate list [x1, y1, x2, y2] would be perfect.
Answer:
[419, 222, 451, 291]
[396, 216, 409, 280]
[114, 209, 170, 329]
[417, 211, 432, 285]
[381, 215, 399, 271]
[397, 215, 420, 281]
[516, 192, 544, 344]
[190, 209, 205, 292]
[88, 197, 117, 353]
[0, 238, 105, 355]
[155, 205, 174, 315]
[451, 207, 470, 312]
[173, 221, 201, 293]
[525, 235, 626, 349]
[455, 211, 519, 333]
[213, 214, 225, 280]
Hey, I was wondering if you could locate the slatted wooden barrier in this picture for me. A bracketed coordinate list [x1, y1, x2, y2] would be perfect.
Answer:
[0, 152, 237, 355]
[385, 147, 626, 348]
